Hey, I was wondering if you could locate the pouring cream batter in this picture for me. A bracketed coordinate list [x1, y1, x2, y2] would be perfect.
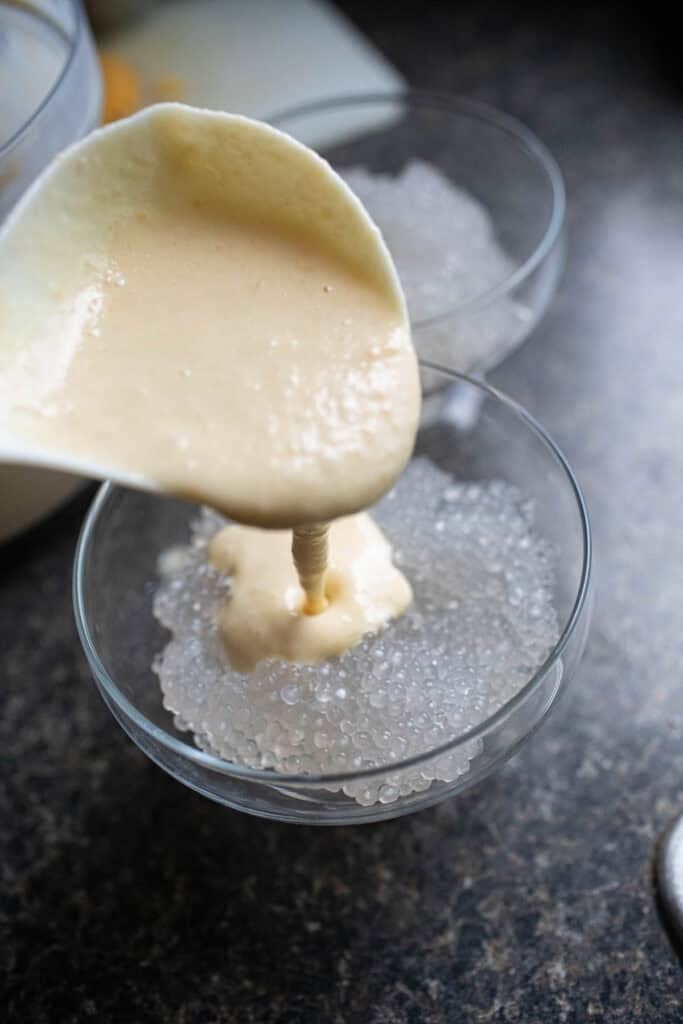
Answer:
[209, 514, 412, 672]
[0, 104, 420, 666]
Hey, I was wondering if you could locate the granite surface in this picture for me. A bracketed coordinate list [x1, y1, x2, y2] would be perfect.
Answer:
[3, 3, 683, 1021]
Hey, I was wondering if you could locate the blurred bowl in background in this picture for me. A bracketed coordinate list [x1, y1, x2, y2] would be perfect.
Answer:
[269, 90, 566, 377]
[0, 0, 101, 543]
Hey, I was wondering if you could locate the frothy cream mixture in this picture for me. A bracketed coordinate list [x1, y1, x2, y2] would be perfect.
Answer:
[0, 104, 420, 666]
[209, 514, 412, 672]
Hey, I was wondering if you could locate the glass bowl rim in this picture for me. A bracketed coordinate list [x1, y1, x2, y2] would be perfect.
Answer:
[267, 88, 566, 327]
[73, 365, 591, 786]
[0, 0, 84, 159]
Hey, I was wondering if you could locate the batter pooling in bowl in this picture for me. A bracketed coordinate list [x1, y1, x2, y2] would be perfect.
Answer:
[0, 104, 420, 665]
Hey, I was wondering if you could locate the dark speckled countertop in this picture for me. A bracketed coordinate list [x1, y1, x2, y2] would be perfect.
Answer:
[3, 3, 683, 1021]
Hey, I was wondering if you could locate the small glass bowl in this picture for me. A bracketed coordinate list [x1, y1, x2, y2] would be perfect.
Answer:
[74, 368, 591, 825]
[269, 91, 566, 375]
[0, 0, 101, 220]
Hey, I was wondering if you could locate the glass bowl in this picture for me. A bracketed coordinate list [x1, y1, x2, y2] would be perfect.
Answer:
[269, 91, 566, 376]
[74, 368, 591, 825]
[0, 0, 101, 220]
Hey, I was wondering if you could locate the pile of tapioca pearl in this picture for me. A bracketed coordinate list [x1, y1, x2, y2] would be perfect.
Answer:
[153, 458, 559, 806]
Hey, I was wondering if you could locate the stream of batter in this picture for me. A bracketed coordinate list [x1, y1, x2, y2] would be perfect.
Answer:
[0, 105, 420, 667]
